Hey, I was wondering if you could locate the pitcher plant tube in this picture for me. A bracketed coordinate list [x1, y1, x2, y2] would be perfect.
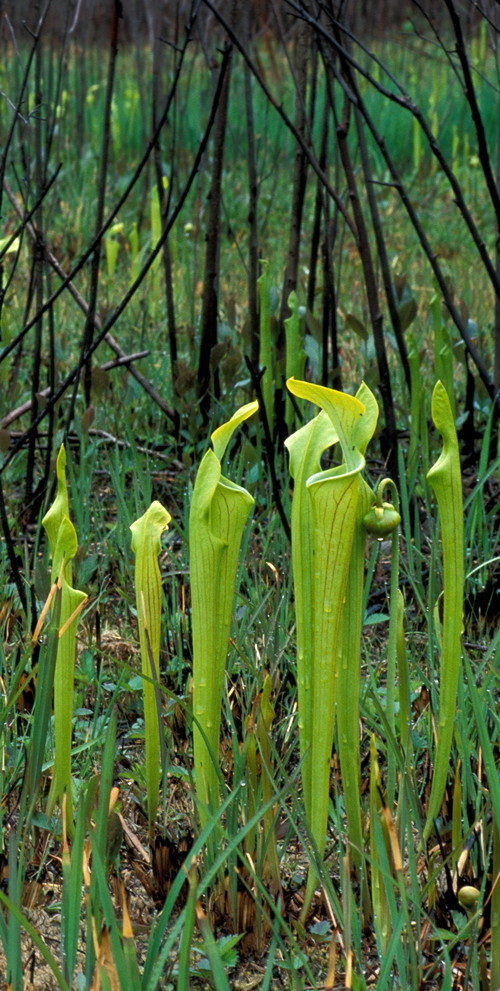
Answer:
[190, 401, 258, 834]
[285, 378, 374, 916]
[43, 445, 88, 833]
[423, 380, 464, 844]
[130, 500, 171, 839]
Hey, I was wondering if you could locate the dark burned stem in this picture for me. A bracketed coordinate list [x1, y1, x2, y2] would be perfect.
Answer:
[197, 41, 233, 420]
[242, 2, 260, 368]
[201, 0, 358, 240]
[309, 3, 499, 414]
[0, 473, 27, 613]
[152, 17, 180, 436]
[443, 0, 500, 221]
[335, 93, 399, 483]
[288, 0, 500, 306]
[0, 46, 232, 475]
[8, 1, 199, 351]
[4, 179, 176, 423]
[244, 356, 291, 543]
[24, 37, 45, 505]
[354, 105, 411, 394]
[80, 0, 122, 416]
[353, 84, 500, 415]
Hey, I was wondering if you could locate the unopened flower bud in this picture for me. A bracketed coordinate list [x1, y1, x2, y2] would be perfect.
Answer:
[363, 502, 401, 537]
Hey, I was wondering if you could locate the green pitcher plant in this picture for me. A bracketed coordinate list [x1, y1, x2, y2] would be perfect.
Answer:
[336, 383, 381, 875]
[130, 500, 171, 839]
[190, 401, 258, 832]
[423, 380, 464, 843]
[285, 378, 378, 914]
[43, 445, 88, 832]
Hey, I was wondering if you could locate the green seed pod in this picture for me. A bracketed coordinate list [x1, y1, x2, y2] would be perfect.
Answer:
[363, 502, 401, 537]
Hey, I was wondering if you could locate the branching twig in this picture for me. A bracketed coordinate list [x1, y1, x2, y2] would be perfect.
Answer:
[5, 3, 200, 351]
[0, 45, 233, 475]
[287, 0, 500, 302]
[244, 356, 291, 542]
[201, 0, 358, 240]
[3, 179, 176, 423]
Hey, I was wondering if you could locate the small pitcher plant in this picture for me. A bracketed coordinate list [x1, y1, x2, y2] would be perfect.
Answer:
[423, 380, 464, 842]
[41, 445, 88, 833]
[130, 500, 171, 840]
[189, 401, 258, 831]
